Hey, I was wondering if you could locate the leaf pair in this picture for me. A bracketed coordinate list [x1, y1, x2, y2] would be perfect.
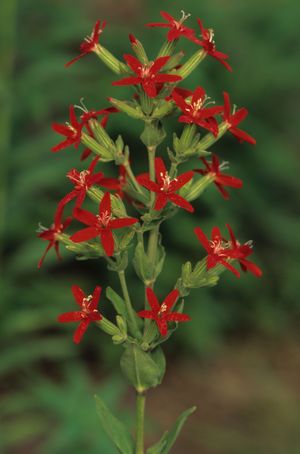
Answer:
[95, 393, 196, 454]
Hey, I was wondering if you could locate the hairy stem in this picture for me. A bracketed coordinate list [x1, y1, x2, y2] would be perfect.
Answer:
[118, 270, 140, 338]
[124, 160, 144, 194]
[135, 391, 146, 454]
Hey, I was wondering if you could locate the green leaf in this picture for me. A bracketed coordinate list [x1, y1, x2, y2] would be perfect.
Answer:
[151, 347, 166, 385]
[106, 287, 127, 318]
[95, 394, 134, 454]
[147, 406, 196, 454]
[120, 344, 162, 392]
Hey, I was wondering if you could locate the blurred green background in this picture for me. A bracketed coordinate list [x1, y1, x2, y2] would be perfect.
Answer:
[1, 0, 300, 452]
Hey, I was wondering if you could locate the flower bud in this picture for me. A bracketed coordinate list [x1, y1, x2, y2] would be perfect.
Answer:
[129, 34, 149, 64]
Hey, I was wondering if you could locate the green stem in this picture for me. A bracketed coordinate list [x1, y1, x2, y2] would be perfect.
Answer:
[124, 161, 144, 194]
[147, 146, 156, 208]
[118, 270, 140, 338]
[135, 391, 146, 454]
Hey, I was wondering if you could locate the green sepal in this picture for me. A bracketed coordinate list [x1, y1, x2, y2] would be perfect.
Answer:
[197, 121, 228, 150]
[109, 98, 145, 120]
[147, 406, 197, 454]
[88, 118, 114, 150]
[97, 317, 120, 336]
[81, 133, 114, 161]
[176, 48, 206, 79]
[163, 51, 185, 71]
[129, 35, 149, 64]
[176, 260, 225, 296]
[94, 44, 128, 74]
[57, 234, 104, 259]
[157, 40, 176, 58]
[152, 101, 174, 120]
[120, 344, 164, 392]
[94, 394, 134, 454]
[183, 174, 214, 202]
[119, 230, 135, 251]
[87, 187, 128, 217]
[140, 120, 166, 148]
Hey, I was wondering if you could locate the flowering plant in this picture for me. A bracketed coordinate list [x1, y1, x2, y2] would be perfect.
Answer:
[38, 10, 261, 454]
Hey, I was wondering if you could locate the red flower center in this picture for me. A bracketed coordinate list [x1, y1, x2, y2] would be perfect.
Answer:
[160, 172, 176, 191]
[68, 170, 90, 189]
[158, 303, 168, 317]
[96, 210, 112, 228]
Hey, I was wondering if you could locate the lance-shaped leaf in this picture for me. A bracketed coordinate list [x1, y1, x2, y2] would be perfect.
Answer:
[147, 406, 196, 454]
[95, 395, 134, 454]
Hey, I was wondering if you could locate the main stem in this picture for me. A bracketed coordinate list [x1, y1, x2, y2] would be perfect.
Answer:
[135, 391, 146, 454]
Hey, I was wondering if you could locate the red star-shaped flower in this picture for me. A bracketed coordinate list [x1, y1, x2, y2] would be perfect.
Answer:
[138, 287, 190, 337]
[194, 154, 243, 199]
[52, 105, 83, 153]
[223, 92, 256, 145]
[225, 224, 262, 277]
[56, 157, 104, 219]
[172, 86, 223, 136]
[37, 212, 72, 268]
[65, 20, 106, 67]
[190, 18, 232, 72]
[112, 54, 182, 98]
[146, 11, 195, 42]
[70, 192, 138, 256]
[58, 285, 102, 344]
[139, 157, 194, 212]
[194, 225, 240, 277]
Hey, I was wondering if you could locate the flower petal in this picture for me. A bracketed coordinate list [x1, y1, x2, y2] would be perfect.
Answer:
[73, 320, 90, 344]
[146, 287, 160, 312]
[71, 285, 85, 306]
[70, 227, 98, 243]
[58, 311, 83, 322]
[100, 229, 114, 256]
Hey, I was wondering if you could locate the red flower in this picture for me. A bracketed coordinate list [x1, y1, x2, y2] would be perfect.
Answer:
[56, 157, 104, 219]
[112, 54, 182, 98]
[138, 287, 190, 337]
[146, 11, 195, 42]
[223, 92, 256, 145]
[172, 86, 223, 136]
[70, 192, 138, 256]
[194, 225, 240, 277]
[37, 212, 72, 268]
[58, 285, 102, 344]
[194, 154, 243, 199]
[226, 224, 262, 277]
[52, 105, 83, 152]
[65, 20, 106, 67]
[190, 18, 232, 72]
[139, 157, 194, 212]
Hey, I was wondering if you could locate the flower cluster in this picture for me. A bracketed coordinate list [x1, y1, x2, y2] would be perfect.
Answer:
[37, 12, 263, 452]
[38, 12, 261, 352]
